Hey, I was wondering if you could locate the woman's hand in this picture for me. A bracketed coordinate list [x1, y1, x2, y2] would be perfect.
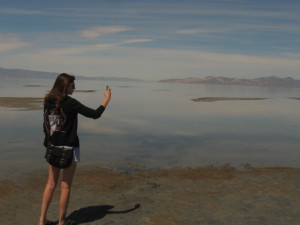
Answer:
[104, 87, 111, 99]
[102, 87, 111, 107]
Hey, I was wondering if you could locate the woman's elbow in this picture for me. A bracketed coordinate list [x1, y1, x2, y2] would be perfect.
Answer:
[93, 113, 102, 119]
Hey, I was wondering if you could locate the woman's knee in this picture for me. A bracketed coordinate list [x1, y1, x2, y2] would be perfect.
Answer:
[61, 181, 72, 192]
[46, 181, 57, 191]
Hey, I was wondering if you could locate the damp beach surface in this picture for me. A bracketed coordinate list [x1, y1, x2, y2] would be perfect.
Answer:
[1, 165, 300, 225]
[191, 97, 268, 102]
[0, 90, 96, 110]
[0, 97, 44, 110]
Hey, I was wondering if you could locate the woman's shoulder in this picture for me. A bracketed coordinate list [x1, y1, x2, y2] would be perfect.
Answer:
[44, 97, 56, 109]
[61, 96, 82, 108]
[62, 96, 78, 103]
[62, 96, 72, 102]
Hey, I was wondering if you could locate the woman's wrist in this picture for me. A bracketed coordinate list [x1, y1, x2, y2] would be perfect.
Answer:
[101, 98, 110, 107]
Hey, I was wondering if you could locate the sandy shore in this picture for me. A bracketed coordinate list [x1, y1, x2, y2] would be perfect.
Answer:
[1, 165, 300, 225]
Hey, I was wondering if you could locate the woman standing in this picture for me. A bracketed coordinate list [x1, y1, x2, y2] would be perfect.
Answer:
[39, 73, 111, 225]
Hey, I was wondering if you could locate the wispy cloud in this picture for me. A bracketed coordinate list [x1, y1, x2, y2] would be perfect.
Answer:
[176, 23, 300, 37]
[79, 26, 134, 40]
[41, 39, 153, 55]
[120, 39, 152, 44]
[176, 29, 215, 35]
[0, 8, 44, 15]
[44, 44, 116, 55]
[1, 1, 300, 79]
[200, 51, 300, 65]
[0, 34, 30, 52]
[176, 28, 231, 35]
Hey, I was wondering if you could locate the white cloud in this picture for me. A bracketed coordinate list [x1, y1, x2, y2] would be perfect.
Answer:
[79, 26, 133, 40]
[176, 23, 300, 37]
[0, 8, 44, 15]
[39, 39, 152, 56]
[198, 51, 300, 66]
[176, 29, 214, 35]
[175, 28, 233, 39]
[120, 39, 153, 44]
[43, 43, 116, 55]
[0, 34, 30, 52]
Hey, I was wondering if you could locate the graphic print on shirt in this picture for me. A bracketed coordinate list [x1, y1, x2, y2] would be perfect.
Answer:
[44, 107, 67, 136]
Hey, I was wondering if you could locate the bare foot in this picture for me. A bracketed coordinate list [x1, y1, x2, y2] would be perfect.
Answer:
[39, 219, 54, 225]
[58, 220, 75, 225]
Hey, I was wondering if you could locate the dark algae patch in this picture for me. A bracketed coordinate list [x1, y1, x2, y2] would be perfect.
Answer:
[192, 97, 268, 102]
[0, 97, 43, 110]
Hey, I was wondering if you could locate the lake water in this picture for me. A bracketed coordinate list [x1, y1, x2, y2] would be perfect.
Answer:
[1, 77, 300, 177]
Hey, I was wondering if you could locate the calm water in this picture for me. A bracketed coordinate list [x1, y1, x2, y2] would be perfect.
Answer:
[1, 77, 300, 177]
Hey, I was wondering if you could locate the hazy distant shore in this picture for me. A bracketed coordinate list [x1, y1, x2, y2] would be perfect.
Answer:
[0, 67, 141, 82]
[160, 76, 300, 88]
[1, 165, 299, 225]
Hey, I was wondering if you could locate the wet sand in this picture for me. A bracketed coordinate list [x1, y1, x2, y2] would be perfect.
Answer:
[1, 165, 300, 225]
[24, 85, 48, 87]
[191, 97, 267, 102]
[0, 93, 96, 111]
[0, 97, 43, 110]
[74, 90, 97, 93]
[0, 96, 295, 111]
[289, 97, 300, 101]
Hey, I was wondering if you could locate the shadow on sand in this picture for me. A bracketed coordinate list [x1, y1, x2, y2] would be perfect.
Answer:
[64, 204, 141, 224]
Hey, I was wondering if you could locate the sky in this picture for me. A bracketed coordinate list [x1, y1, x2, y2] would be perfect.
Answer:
[0, 0, 300, 80]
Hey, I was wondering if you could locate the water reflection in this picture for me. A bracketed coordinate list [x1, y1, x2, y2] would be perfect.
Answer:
[1, 78, 300, 177]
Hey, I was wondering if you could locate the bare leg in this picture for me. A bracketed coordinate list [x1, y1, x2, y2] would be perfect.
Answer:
[58, 162, 77, 225]
[39, 165, 60, 225]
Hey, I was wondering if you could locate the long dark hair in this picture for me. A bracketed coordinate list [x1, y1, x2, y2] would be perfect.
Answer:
[45, 73, 75, 109]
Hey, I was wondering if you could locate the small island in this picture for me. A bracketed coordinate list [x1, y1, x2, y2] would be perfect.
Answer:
[74, 90, 97, 93]
[24, 85, 47, 87]
[0, 92, 96, 111]
[191, 97, 267, 102]
[289, 97, 300, 100]
[0, 97, 43, 110]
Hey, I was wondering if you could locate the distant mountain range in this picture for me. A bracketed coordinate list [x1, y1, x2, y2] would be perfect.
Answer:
[0, 67, 140, 82]
[159, 76, 300, 88]
[2, 67, 300, 87]
[0, 67, 58, 79]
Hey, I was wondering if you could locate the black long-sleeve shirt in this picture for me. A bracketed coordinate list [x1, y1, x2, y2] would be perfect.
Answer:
[44, 96, 105, 147]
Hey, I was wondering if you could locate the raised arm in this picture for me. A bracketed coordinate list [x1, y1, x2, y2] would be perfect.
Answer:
[65, 87, 111, 119]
